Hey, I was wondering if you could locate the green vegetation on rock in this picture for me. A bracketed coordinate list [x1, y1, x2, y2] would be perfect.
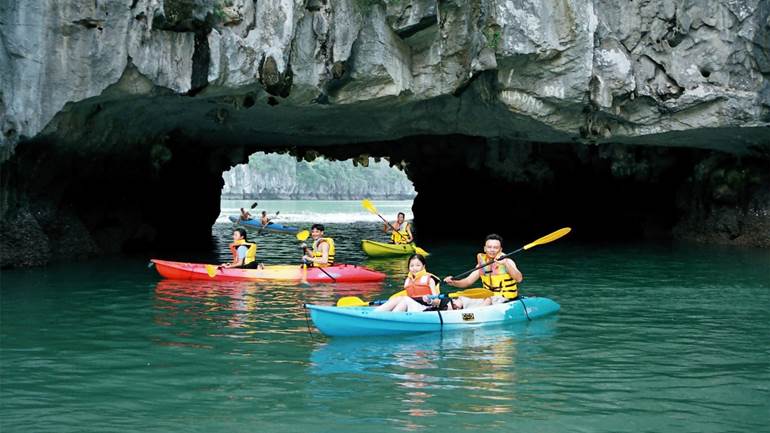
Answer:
[222, 152, 416, 200]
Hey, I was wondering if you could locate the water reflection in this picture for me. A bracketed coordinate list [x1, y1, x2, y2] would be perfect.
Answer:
[152, 279, 387, 338]
[307, 318, 559, 428]
[359, 257, 410, 279]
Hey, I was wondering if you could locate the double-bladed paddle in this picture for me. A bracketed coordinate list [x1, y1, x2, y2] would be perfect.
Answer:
[447, 227, 572, 281]
[336, 227, 572, 307]
[361, 199, 429, 256]
[336, 288, 495, 307]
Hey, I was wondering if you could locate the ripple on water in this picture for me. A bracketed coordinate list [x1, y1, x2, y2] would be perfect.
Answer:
[2, 225, 770, 432]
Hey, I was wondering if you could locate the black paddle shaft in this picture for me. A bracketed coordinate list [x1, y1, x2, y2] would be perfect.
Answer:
[448, 247, 524, 281]
[376, 213, 411, 243]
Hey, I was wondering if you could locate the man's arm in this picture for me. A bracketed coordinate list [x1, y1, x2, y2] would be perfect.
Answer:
[224, 246, 247, 267]
[303, 242, 329, 265]
[504, 259, 523, 282]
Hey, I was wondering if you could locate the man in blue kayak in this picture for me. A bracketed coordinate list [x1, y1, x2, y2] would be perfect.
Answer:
[260, 211, 273, 227]
[443, 234, 523, 306]
[239, 208, 253, 222]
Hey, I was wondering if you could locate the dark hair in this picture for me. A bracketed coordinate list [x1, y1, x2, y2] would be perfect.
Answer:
[261, 211, 267, 215]
[234, 228, 248, 240]
[311, 223, 325, 232]
[397, 212, 405, 218]
[407, 254, 426, 267]
[485, 233, 503, 245]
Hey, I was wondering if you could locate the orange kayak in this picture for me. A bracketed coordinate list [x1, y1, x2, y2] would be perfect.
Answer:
[151, 259, 387, 283]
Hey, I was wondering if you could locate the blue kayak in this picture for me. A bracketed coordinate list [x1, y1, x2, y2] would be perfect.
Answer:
[305, 296, 560, 337]
[228, 216, 299, 233]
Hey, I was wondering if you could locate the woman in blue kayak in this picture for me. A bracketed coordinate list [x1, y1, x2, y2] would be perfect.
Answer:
[375, 254, 461, 312]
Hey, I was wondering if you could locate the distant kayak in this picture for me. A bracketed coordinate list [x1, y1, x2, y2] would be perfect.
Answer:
[228, 216, 299, 233]
[305, 297, 560, 337]
[361, 240, 427, 257]
[151, 259, 387, 283]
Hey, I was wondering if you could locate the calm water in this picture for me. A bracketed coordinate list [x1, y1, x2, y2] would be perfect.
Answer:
[2, 200, 770, 433]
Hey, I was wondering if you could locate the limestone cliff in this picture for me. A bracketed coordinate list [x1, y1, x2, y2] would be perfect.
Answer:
[221, 152, 415, 199]
[1, 0, 768, 267]
[2, 0, 768, 154]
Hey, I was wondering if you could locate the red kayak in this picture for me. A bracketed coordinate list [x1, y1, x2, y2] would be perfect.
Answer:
[151, 259, 387, 283]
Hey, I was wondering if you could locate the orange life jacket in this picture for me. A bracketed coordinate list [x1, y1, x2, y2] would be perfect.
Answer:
[405, 270, 439, 297]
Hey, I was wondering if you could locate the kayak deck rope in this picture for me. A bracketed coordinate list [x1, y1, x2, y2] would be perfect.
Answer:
[520, 298, 531, 321]
[302, 304, 315, 339]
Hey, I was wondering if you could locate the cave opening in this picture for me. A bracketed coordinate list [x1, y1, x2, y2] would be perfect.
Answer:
[216, 150, 417, 233]
[2, 127, 767, 269]
[147, 133, 748, 254]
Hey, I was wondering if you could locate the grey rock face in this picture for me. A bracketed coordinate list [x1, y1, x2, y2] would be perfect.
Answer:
[1, 0, 769, 268]
[1, 0, 767, 157]
[0, 0, 196, 157]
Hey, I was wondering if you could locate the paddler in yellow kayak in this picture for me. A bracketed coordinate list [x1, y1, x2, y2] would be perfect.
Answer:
[384, 212, 413, 244]
[443, 234, 523, 307]
[302, 224, 336, 267]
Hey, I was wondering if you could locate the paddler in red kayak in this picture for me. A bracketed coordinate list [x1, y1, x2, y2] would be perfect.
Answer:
[223, 228, 263, 269]
[384, 212, 413, 244]
[443, 234, 523, 307]
[302, 224, 336, 267]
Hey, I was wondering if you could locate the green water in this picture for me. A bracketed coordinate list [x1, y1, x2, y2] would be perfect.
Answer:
[2, 201, 770, 432]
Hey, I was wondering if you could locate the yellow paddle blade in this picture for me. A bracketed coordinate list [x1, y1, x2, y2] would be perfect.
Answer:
[337, 296, 369, 307]
[448, 288, 495, 299]
[205, 265, 218, 278]
[361, 199, 378, 214]
[389, 290, 407, 299]
[413, 245, 430, 257]
[523, 227, 571, 250]
[296, 230, 310, 241]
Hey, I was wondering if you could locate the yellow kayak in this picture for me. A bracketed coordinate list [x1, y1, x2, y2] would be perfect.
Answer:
[361, 240, 428, 257]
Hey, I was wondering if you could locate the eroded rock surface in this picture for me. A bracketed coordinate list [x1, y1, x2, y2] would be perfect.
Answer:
[1, 1, 768, 267]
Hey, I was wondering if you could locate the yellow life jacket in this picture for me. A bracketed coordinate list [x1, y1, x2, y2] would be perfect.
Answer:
[477, 253, 518, 298]
[229, 239, 257, 266]
[404, 269, 440, 297]
[312, 237, 336, 266]
[391, 222, 411, 244]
